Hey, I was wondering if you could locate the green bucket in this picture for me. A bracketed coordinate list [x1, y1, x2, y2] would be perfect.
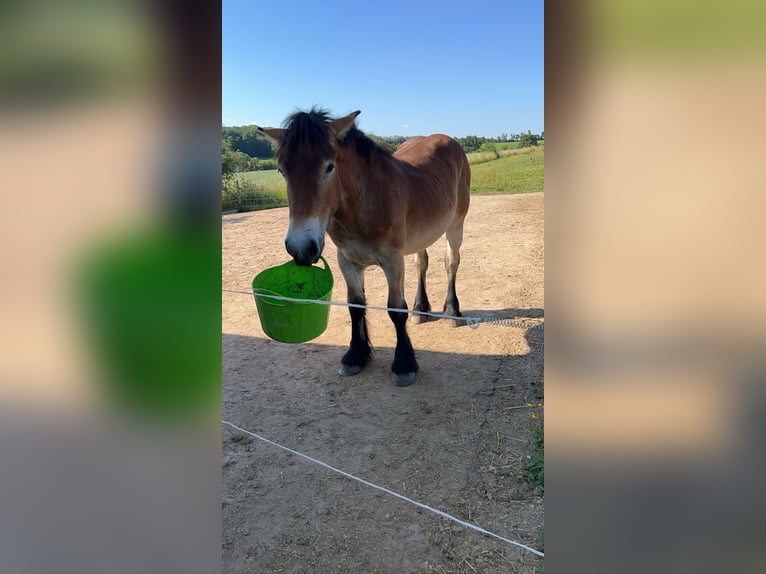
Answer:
[251, 256, 334, 343]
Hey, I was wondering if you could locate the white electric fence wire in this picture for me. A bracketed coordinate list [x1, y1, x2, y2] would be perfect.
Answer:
[222, 420, 544, 558]
[222, 289, 543, 331]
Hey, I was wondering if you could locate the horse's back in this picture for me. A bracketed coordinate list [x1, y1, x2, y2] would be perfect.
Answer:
[394, 134, 465, 168]
[395, 133, 470, 211]
[391, 134, 470, 253]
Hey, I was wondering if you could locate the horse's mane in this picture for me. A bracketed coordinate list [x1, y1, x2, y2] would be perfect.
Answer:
[278, 107, 391, 168]
[339, 126, 393, 159]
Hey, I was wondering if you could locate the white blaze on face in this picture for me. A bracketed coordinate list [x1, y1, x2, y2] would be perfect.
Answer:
[285, 216, 326, 265]
[281, 157, 336, 265]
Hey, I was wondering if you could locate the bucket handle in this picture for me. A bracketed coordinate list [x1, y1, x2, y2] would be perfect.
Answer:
[276, 255, 328, 272]
[252, 288, 287, 307]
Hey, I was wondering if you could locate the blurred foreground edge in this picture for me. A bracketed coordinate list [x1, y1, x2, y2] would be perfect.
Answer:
[0, 1, 222, 573]
[546, 0, 766, 572]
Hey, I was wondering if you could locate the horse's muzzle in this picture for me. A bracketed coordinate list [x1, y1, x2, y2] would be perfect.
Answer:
[285, 216, 325, 266]
[286, 237, 323, 266]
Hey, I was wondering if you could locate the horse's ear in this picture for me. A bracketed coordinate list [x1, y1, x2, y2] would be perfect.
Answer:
[330, 110, 361, 138]
[257, 126, 285, 144]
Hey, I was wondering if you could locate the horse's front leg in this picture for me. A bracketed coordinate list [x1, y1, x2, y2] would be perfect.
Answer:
[337, 249, 373, 376]
[379, 250, 419, 386]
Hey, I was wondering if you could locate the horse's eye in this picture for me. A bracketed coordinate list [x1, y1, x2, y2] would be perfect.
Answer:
[325, 163, 335, 174]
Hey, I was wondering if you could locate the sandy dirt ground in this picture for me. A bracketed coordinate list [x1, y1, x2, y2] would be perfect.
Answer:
[222, 193, 544, 573]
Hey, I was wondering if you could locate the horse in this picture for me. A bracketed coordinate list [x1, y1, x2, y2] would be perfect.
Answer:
[258, 108, 470, 386]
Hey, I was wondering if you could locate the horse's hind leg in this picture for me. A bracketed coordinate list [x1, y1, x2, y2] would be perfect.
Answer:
[380, 250, 418, 386]
[443, 220, 465, 328]
[338, 249, 373, 376]
[411, 249, 431, 325]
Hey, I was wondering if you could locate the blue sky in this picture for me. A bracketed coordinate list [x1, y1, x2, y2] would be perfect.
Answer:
[222, 1, 543, 138]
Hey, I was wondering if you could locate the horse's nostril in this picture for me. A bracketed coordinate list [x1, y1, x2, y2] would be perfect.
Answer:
[306, 239, 319, 261]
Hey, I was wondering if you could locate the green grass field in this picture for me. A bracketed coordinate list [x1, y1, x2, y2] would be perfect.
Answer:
[235, 169, 285, 192]
[466, 142, 544, 165]
[469, 146, 544, 194]
[224, 144, 543, 211]
[489, 141, 525, 150]
[223, 170, 287, 211]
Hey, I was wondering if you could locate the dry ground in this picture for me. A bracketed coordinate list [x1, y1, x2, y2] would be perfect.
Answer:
[222, 193, 544, 573]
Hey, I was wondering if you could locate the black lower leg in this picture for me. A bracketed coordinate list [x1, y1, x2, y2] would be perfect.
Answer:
[389, 308, 418, 375]
[342, 303, 372, 368]
[443, 276, 461, 317]
[413, 274, 431, 315]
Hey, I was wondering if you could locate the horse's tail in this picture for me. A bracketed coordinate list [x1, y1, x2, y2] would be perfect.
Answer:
[457, 145, 471, 216]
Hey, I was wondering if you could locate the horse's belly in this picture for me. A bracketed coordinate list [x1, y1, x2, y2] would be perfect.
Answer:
[403, 211, 455, 254]
[336, 241, 380, 267]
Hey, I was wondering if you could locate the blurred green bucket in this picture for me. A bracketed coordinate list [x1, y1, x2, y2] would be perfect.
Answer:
[76, 229, 219, 420]
[252, 256, 333, 343]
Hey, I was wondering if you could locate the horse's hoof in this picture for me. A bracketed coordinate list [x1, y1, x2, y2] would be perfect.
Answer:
[411, 314, 425, 325]
[391, 372, 417, 387]
[444, 317, 463, 328]
[339, 364, 363, 377]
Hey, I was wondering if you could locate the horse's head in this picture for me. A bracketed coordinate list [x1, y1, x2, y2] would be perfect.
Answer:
[258, 108, 360, 266]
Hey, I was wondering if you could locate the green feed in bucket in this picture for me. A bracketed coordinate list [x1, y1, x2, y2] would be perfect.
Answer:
[252, 256, 334, 343]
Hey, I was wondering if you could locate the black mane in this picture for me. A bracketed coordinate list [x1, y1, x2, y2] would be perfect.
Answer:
[277, 107, 391, 168]
[339, 126, 393, 159]
[278, 107, 334, 170]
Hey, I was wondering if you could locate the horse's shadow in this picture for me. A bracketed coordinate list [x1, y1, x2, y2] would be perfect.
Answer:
[415, 306, 544, 329]
[461, 306, 544, 320]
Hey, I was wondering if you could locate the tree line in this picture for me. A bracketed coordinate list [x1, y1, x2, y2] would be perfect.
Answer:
[455, 130, 543, 152]
[222, 125, 543, 179]
[222, 126, 276, 179]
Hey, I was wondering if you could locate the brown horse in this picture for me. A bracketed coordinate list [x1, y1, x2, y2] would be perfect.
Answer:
[258, 108, 470, 386]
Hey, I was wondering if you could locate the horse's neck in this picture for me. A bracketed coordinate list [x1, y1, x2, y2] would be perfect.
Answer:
[336, 152, 382, 213]
[330, 151, 391, 239]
